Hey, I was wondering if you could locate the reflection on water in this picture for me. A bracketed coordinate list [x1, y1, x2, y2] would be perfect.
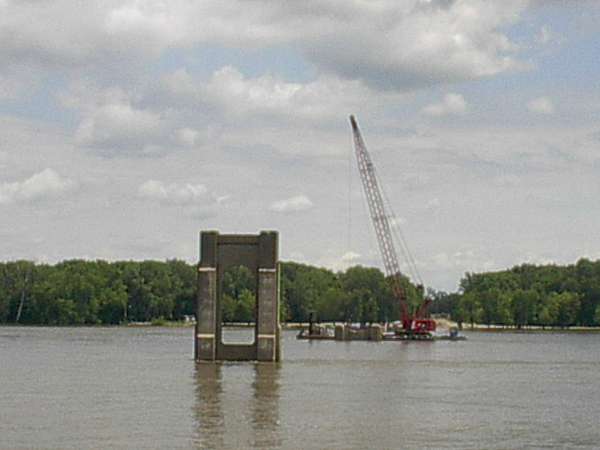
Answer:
[194, 363, 225, 449]
[251, 364, 281, 449]
[194, 363, 281, 449]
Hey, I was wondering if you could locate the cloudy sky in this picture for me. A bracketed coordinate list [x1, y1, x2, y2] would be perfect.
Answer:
[1, 0, 599, 291]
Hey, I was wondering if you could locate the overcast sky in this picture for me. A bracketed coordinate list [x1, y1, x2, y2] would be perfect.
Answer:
[1, 0, 599, 291]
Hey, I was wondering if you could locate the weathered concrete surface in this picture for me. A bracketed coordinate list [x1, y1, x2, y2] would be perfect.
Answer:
[368, 324, 383, 341]
[195, 231, 281, 362]
[195, 267, 217, 360]
[335, 324, 346, 341]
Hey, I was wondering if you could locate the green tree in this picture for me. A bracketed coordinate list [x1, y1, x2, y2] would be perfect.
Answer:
[496, 293, 513, 326]
[511, 289, 539, 328]
[167, 259, 196, 319]
[457, 293, 482, 329]
[47, 298, 78, 325]
[594, 304, 600, 326]
[222, 265, 256, 300]
[235, 289, 256, 322]
[97, 286, 128, 324]
[428, 289, 455, 315]
[538, 293, 561, 328]
[281, 262, 337, 321]
[314, 286, 347, 322]
[0, 264, 12, 322]
[480, 289, 501, 326]
[340, 266, 394, 322]
[555, 292, 580, 327]
[221, 294, 237, 322]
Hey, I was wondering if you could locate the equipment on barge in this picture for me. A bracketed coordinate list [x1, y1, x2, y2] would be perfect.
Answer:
[349, 115, 436, 340]
[297, 117, 465, 343]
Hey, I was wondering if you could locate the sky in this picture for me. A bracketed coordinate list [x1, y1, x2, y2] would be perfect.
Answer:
[1, 0, 599, 291]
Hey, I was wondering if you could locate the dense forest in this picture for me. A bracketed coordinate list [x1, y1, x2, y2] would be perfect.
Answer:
[0, 260, 421, 326]
[1, 258, 599, 328]
[431, 258, 600, 328]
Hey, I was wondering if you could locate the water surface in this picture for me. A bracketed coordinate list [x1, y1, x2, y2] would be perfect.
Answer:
[1, 327, 599, 449]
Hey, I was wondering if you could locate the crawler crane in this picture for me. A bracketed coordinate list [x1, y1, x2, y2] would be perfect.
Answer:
[349, 115, 436, 338]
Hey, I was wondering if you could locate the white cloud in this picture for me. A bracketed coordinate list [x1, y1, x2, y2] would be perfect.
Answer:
[138, 180, 208, 205]
[105, 4, 186, 48]
[205, 66, 302, 113]
[431, 250, 495, 272]
[64, 67, 377, 158]
[389, 217, 407, 229]
[422, 93, 467, 116]
[137, 179, 222, 221]
[341, 251, 361, 263]
[493, 174, 521, 187]
[269, 195, 314, 213]
[59, 68, 378, 158]
[215, 195, 231, 204]
[306, 1, 527, 89]
[75, 99, 163, 153]
[289, 251, 306, 262]
[0, 168, 75, 204]
[60, 83, 192, 156]
[527, 96, 555, 114]
[146, 65, 404, 159]
[432, 252, 451, 268]
[161, 66, 380, 121]
[182, 205, 218, 220]
[317, 250, 365, 272]
[425, 197, 441, 210]
[177, 127, 199, 147]
[0, 73, 22, 99]
[0, 1, 528, 91]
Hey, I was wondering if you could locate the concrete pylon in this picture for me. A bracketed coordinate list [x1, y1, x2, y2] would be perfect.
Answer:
[195, 231, 281, 362]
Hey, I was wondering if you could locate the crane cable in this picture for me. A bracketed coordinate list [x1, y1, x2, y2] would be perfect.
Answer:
[368, 142, 424, 287]
[382, 187, 424, 287]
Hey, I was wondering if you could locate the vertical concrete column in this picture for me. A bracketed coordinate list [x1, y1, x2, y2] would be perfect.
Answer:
[335, 324, 346, 341]
[275, 263, 282, 362]
[196, 231, 218, 361]
[257, 232, 279, 362]
[368, 324, 383, 341]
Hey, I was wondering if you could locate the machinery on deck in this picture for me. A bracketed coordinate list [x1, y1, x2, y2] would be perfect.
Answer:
[349, 115, 436, 338]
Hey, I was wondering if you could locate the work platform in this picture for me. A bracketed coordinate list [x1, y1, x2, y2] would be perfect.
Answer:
[296, 323, 465, 341]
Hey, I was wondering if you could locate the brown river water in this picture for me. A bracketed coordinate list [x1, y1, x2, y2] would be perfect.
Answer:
[1, 327, 599, 449]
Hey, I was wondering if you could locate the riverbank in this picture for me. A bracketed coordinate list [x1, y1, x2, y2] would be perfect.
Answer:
[436, 317, 600, 333]
[3, 319, 600, 333]
[462, 325, 600, 333]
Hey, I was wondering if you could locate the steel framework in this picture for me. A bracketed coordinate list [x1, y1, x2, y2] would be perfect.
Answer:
[349, 115, 435, 334]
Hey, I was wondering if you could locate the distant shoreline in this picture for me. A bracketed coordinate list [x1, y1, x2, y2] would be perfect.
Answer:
[460, 326, 600, 333]
[2, 321, 600, 333]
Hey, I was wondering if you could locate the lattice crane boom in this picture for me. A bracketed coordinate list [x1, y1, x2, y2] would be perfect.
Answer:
[349, 115, 435, 334]
[350, 115, 410, 325]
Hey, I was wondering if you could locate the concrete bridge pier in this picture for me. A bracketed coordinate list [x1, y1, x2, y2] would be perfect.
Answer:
[195, 231, 281, 362]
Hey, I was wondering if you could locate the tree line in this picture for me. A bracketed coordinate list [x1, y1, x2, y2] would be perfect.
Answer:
[430, 258, 600, 328]
[0, 260, 196, 325]
[0, 259, 421, 326]
[2, 258, 599, 328]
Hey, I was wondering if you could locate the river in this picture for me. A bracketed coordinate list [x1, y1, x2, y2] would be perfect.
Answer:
[1, 327, 599, 449]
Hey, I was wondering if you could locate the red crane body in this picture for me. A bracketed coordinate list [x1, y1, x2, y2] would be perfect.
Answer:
[349, 115, 436, 336]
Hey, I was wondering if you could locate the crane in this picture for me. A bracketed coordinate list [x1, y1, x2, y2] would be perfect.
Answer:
[349, 115, 436, 338]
